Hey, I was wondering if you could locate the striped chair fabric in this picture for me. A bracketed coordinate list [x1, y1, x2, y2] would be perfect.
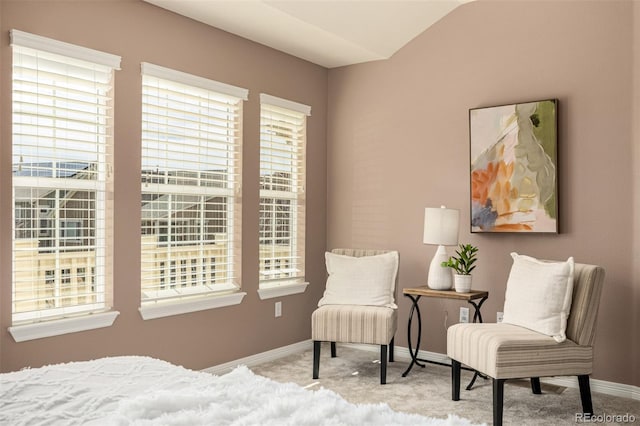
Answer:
[312, 304, 397, 345]
[447, 323, 593, 379]
[447, 263, 604, 380]
[447, 262, 604, 426]
[312, 248, 398, 384]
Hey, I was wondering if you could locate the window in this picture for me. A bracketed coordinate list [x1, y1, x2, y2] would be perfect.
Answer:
[258, 94, 310, 298]
[10, 30, 120, 329]
[140, 63, 247, 318]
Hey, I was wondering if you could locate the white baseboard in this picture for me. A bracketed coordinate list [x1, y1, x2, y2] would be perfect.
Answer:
[542, 376, 640, 401]
[209, 340, 638, 401]
[203, 340, 312, 375]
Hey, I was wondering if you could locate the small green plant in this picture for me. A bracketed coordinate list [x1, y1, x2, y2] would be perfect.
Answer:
[441, 244, 478, 275]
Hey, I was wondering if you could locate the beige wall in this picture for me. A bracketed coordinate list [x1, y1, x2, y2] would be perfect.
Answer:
[328, 0, 638, 386]
[0, 0, 4, 371]
[633, 0, 640, 388]
[0, 0, 327, 372]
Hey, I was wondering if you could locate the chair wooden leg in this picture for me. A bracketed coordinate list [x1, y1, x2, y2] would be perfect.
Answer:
[452, 360, 461, 401]
[389, 337, 395, 362]
[578, 375, 594, 415]
[330, 341, 337, 358]
[380, 344, 388, 384]
[531, 377, 542, 394]
[312, 340, 320, 379]
[493, 379, 505, 426]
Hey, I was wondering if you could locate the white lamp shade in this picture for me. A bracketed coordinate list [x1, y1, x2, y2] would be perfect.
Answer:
[423, 206, 459, 246]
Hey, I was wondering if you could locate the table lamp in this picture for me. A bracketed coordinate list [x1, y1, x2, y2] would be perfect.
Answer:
[423, 206, 459, 290]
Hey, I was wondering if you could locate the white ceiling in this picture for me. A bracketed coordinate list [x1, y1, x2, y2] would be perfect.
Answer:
[143, 0, 471, 68]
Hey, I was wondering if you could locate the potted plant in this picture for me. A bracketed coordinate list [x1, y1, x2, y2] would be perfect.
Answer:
[441, 243, 478, 293]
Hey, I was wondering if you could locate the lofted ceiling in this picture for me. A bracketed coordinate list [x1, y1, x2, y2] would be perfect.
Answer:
[142, 0, 472, 68]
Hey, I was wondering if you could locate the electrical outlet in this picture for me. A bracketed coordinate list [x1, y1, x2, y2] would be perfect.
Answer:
[497, 311, 504, 323]
[459, 307, 469, 323]
[275, 301, 282, 317]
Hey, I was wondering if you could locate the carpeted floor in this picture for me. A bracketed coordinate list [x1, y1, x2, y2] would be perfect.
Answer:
[252, 344, 639, 426]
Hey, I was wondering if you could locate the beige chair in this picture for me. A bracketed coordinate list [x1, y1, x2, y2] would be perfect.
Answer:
[447, 263, 605, 426]
[311, 248, 398, 384]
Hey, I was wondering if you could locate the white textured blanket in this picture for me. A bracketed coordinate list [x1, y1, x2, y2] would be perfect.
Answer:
[0, 356, 481, 425]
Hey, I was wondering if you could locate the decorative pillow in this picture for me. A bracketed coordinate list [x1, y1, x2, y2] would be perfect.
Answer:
[502, 252, 574, 342]
[318, 251, 399, 309]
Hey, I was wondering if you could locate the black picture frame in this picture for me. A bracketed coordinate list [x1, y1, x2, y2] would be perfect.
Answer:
[469, 99, 558, 233]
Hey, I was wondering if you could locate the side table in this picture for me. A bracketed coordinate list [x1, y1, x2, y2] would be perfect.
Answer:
[402, 286, 488, 390]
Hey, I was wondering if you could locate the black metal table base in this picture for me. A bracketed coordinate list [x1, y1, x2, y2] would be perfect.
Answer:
[402, 292, 488, 390]
[465, 369, 487, 390]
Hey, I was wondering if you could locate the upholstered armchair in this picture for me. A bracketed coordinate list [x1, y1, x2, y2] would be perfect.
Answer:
[312, 249, 399, 384]
[447, 255, 604, 426]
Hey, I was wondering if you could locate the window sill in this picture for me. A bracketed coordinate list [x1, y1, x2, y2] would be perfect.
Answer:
[8, 310, 120, 342]
[139, 291, 246, 320]
[258, 281, 309, 300]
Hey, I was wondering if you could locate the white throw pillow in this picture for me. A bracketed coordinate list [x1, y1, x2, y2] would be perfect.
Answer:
[502, 252, 574, 342]
[318, 251, 399, 309]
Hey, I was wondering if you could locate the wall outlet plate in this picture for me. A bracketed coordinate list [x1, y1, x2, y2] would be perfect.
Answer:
[275, 301, 282, 317]
[497, 311, 504, 323]
[459, 307, 469, 323]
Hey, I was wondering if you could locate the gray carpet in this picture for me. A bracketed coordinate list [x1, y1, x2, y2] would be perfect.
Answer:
[251, 344, 639, 425]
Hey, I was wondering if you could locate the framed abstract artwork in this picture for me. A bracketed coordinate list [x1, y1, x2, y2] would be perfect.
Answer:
[469, 99, 558, 233]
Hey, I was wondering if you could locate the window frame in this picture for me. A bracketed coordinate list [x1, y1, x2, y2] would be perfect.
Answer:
[257, 94, 311, 300]
[9, 30, 120, 340]
[139, 63, 248, 319]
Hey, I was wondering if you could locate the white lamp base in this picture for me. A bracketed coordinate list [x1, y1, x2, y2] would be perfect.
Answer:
[427, 245, 453, 290]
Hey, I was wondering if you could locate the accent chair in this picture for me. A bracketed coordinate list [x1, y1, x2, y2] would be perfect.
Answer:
[447, 262, 605, 426]
[311, 248, 398, 384]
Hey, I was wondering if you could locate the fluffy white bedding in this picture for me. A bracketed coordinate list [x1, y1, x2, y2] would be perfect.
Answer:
[0, 356, 480, 425]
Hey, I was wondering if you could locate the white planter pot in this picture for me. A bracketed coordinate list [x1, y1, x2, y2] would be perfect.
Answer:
[454, 274, 472, 293]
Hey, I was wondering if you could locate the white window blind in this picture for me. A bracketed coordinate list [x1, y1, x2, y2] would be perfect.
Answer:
[259, 94, 310, 286]
[141, 63, 247, 305]
[11, 30, 120, 324]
